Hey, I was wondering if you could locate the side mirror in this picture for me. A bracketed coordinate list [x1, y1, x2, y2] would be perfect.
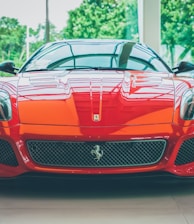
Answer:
[0, 61, 19, 75]
[172, 61, 194, 74]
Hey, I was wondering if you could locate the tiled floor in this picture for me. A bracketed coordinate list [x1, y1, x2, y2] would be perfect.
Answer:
[0, 177, 194, 224]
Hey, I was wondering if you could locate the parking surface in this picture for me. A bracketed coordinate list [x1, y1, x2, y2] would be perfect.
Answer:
[0, 176, 194, 224]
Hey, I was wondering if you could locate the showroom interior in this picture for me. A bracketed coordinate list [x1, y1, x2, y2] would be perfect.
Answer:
[0, 0, 194, 223]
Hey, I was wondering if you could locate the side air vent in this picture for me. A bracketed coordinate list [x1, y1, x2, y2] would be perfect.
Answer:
[175, 138, 194, 165]
[0, 139, 18, 166]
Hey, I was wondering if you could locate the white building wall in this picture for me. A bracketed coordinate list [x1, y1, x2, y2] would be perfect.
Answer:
[138, 0, 161, 54]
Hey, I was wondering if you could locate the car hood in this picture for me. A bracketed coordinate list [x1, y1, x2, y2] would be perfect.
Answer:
[17, 70, 174, 126]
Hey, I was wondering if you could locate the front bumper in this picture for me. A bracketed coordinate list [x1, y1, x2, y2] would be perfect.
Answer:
[1, 123, 194, 178]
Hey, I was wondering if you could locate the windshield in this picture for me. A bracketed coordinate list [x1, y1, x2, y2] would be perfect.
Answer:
[21, 40, 170, 73]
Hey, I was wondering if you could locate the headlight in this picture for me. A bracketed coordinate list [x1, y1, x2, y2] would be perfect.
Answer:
[180, 88, 194, 120]
[0, 91, 12, 121]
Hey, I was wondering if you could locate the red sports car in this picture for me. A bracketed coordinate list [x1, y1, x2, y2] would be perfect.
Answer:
[0, 39, 194, 179]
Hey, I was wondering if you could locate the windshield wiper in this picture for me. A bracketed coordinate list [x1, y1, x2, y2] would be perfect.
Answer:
[65, 66, 97, 70]
[25, 67, 134, 72]
[25, 68, 50, 72]
[65, 66, 133, 71]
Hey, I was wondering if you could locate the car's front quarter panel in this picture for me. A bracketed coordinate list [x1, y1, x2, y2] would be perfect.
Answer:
[173, 77, 194, 126]
[0, 77, 30, 177]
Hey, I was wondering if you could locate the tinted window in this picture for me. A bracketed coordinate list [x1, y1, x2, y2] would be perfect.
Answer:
[21, 41, 170, 73]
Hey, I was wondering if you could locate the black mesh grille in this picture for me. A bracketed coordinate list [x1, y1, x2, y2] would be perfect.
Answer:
[27, 140, 166, 168]
[175, 138, 194, 165]
[0, 139, 18, 166]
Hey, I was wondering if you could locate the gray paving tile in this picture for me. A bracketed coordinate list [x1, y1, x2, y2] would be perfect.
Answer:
[0, 208, 189, 224]
[0, 180, 194, 223]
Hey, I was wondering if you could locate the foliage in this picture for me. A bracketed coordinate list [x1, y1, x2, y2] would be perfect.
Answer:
[63, 0, 138, 40]
[0, 16, 26, 67]
[29, 23, 62, 55]
[0, 0, 193, 76]
[161, 0, 194, 65]
[0, 16, 63, 68]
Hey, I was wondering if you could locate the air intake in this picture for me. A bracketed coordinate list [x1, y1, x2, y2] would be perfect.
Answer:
[0, 139, 18, 166]
[175, 138, 194, 165]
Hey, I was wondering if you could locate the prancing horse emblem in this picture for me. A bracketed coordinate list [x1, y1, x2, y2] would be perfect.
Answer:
[91, 145, 103, 162]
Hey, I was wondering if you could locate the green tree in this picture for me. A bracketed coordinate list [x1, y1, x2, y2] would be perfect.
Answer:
[63, 0, 138, 40]
[0, 16, 63, 68]
[29, 23, 62, 56]
[0, 16, 26, 66]
[161, 0, 194, 66]
[29, 25, 45, 54]
[30, 23, 62, 55]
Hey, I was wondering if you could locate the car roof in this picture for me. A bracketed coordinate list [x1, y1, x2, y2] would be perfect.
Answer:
[45, 39, 138, 47]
